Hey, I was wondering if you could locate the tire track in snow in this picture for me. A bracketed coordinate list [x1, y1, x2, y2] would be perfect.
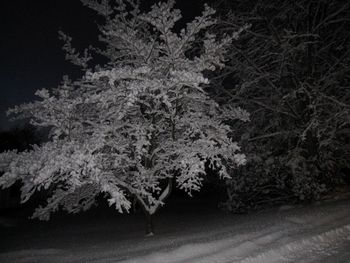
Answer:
[118, 223, 350, 263]
[183, 214, 350, 263]
[233, 224, 350, 263]
[196, 206, 350, 263]
[118, 225, 290, 263]
[118, 203, 350, 263]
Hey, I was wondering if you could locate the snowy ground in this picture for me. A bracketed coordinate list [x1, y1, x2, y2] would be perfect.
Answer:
[0, 195, 349, 263]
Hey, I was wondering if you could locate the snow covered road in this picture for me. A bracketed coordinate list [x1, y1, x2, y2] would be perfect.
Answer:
[119, 200, 350, 263]
[0, 197, 349, 262]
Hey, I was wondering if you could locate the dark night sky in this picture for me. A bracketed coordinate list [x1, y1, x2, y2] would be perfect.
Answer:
[0, 0, 205, 131]
[0, 0, 99, 131]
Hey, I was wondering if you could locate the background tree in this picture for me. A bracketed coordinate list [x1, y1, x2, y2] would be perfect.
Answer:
[212, 0, 350, 211]
[0, 124, 44, 210]
[0, 124, 43, 152]
[0, 0, 248, 235]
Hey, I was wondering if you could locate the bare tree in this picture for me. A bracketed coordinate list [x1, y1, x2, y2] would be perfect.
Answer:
[213, 0, 350, 210]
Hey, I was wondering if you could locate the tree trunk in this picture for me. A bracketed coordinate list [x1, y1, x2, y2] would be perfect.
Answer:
[145, 211, 154, 236]
[135, 178, 174, 236]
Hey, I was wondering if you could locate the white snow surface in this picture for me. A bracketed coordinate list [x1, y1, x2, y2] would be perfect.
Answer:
[0, 197, 349, 263]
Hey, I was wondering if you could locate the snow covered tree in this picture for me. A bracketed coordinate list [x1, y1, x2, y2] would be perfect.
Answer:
[212, 0, 350, 211]
[0, 0, 248, 235]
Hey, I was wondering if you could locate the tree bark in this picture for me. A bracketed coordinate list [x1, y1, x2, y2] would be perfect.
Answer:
[145, 211, 154, 236]
[135, 178, 174, 236]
